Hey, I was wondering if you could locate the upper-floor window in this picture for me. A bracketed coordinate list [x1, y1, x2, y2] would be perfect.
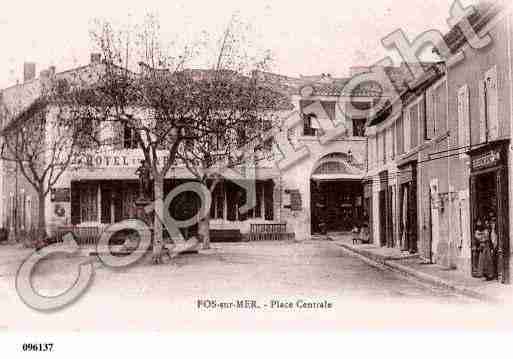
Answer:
[457, 84, 470, 157]
[409, 104, 419, 149]
[78, 117, 99, 148]
[351, 101, 371, 137]
[353, 118, 366, 137]
[396, 115, 404, 155]
[426, 79, 446, 140]
[403, 109, 411, 152]
[303, 113, 318, 136]
[386, 126, 394, 162]
[479, 65, 498, 143]
[123, 123, 138, 149]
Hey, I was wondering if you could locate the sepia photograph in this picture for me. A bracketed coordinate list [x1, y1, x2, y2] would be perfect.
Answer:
[0, 0, 513, 356]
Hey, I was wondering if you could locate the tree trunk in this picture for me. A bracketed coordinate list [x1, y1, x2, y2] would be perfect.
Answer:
[199, 212, 210, 250]
[153, 174, 164, 263]
[37, 191, 47, 242]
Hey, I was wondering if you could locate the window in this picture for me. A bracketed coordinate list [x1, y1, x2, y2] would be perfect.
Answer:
[426, 80, 445, 140]
[409, 104, 419, 148]
[386, 126, 394, 162]
[123, 123, 138, 149]
[80, 183, 99, 223]
[457, 84, 470, 157]
[303, 113, 318, 136]
[403, 109, 411, 152]
[480, 66, 498, 143]
[396, 115, 404, 155]
[353, 118, 366, 137]
[382, 131, 386, 164]
[79, 117, 99, 148]
[210, 183, 225, 220]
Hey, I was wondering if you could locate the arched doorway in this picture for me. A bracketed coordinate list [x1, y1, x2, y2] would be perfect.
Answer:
[310, 152, 364, 234]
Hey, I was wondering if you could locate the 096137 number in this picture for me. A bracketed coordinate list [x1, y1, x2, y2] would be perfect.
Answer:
[22, 343, 54, 352]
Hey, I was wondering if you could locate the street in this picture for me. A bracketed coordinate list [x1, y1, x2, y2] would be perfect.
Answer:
[0, 240, 505, 331]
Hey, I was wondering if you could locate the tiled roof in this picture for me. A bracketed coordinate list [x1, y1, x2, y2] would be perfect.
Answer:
[441, 1, 506, 54]
[368, 62, 445, 126]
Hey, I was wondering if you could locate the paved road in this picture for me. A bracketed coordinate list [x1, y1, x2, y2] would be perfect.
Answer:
[1, 240, 498, 331]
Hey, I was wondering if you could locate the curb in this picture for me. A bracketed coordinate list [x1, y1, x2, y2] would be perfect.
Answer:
[333, 240, 497, 303]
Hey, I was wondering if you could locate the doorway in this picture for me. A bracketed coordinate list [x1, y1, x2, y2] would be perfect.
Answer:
[470, 168, 509, 283]
[310, 180, 363, 234]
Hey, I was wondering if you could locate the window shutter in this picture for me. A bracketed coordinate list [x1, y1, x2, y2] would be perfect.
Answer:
[425, 87, 434, 140]
[457, 84, 470, 158]
[404, 110, 411, 152]
[485, 66, 498, 140]
[479, 80, 487, 143]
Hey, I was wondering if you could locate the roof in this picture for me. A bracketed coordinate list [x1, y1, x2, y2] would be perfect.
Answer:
[253, 70, 394, 98]
[440, 1, 507, 54]
[368, 62, 446, 127]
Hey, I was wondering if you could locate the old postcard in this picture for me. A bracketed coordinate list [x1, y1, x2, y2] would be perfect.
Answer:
[1, 0, 513, 356]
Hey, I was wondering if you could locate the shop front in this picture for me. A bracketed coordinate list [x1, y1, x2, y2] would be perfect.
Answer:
[47, 152, 280, 241]
[468, 140, 510, 284]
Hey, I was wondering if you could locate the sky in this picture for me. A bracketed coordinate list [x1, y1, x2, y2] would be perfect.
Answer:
[0, 0, 476, 88]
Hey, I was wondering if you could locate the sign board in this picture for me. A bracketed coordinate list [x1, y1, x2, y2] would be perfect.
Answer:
[51, 188, 71, 202]
[471, 150, 501, 171]
[284, 189, 302, 211]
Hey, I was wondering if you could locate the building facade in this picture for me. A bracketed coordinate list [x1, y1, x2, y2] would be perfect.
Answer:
[0, 61, 386, 243]
[366, 1, 513, 284]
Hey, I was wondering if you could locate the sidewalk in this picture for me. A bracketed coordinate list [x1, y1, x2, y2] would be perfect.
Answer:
[0, 243, 39, 277]
[329, 234, 512, 303]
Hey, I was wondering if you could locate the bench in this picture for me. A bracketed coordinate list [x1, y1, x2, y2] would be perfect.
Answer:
[209, 229, 242, 243]
[248, 223, 294, 241]
[55, 226, 101, 246]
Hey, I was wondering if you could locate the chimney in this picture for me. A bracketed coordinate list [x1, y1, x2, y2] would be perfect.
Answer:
[349, 66, 370, 78]
[23, 62, 36, 82]
[90, 53, 101, 64]
[48, 66, 56, 77]
[39, 69, 50, 79]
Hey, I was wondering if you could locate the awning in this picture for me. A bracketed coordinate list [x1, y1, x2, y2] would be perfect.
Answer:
[310, 173, 363, 181]
[70, 166, 280, 181]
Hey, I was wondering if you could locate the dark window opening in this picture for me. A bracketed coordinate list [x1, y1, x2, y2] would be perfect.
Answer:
[303, 113, 318, 136]
[123, 123, 138, 149]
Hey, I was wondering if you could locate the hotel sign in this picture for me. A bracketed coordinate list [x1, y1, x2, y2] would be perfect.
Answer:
[72, 153, 171, 168]
[471, 150, 501, 171]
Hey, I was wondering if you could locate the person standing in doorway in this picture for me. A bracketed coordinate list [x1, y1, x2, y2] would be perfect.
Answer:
[474, 219, 487, 278]
[477, 219, 495, 280]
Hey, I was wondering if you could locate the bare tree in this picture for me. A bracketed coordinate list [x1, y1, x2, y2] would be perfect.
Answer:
[77, 16, 203, 263]
[176, 17, 285, 249]
[77, 14, 285, 261]
[0, 91, 86, 243]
